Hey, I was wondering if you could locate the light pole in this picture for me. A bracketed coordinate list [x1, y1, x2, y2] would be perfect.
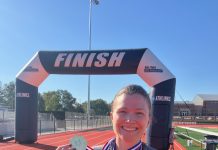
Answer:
[87, 0, 99, 119]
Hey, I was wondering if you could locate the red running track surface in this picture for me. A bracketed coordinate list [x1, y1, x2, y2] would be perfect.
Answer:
[0, 127, 187, 150]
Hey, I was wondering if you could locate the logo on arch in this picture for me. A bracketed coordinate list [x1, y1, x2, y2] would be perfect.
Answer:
[144, 66, 163, 73]
[54, 52, 126, 68]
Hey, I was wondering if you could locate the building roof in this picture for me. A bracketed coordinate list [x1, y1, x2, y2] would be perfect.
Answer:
[197, 94, 218, 101]
[192, 94, 218, 106]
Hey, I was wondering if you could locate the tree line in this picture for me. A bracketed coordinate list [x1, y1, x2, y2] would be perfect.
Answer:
[0, 81, 111, 116]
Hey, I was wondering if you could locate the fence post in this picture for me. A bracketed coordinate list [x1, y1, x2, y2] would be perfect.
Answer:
[3, 110, 4, 121]
[65, 120, 66, 132]
[74, 120, 75, 130]
[54, 118, 56, 133]
[39, 120, 41, 135]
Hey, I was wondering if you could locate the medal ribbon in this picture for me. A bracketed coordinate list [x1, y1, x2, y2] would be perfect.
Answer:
[102, 138, 142, 150]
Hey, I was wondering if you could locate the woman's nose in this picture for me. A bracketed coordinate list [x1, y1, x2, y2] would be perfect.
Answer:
[125, 114, 136, 123]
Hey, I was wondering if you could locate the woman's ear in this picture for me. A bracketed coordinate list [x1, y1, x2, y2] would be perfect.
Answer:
[147, 119, 150, 127]
[146, 116, 151, 128]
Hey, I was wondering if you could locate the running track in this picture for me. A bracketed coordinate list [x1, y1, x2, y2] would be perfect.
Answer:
[0, 126, 191, 150]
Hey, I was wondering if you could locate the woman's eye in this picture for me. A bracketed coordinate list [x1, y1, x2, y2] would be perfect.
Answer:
[119, 110, 126, 113]
[136, 112, 144, 115]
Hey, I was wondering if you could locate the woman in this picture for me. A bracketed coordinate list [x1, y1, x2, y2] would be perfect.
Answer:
[99, 84, 155, 150]
[57, 84, 155, 150]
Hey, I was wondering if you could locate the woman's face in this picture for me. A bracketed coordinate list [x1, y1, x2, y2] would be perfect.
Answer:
[110, 93, 150, 144]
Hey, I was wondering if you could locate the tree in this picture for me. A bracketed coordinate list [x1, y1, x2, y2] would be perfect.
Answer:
[73, 102, 85, 113]
[43, 91, 62, 111]
[57, 90, 76, 111]
[82, 99, 110, 115]
[2, 81, 15, 109]
[0, 81, 4, 104]
[82, 102, 88, 114]
[92, 99, 110, 115]
[42, 90, 76, 111]
[38, 93, 45, 112]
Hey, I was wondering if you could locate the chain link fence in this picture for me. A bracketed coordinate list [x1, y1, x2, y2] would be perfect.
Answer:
[0, 109, 15, 138]
[0, 110, 112, 139]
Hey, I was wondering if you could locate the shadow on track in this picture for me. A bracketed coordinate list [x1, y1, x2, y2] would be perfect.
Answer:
[20, 142, 57, 150]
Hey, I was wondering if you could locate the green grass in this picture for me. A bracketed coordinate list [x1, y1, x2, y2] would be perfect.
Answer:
[175, 127, 205, 150]
[175, 127, 205, 141]
[192, 128, 218, 133]
[175, 126, 218, 149]
[175, 134, 204, 150]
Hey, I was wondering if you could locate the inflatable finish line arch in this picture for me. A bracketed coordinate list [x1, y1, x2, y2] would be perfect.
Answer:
[16, 48, 176, 150]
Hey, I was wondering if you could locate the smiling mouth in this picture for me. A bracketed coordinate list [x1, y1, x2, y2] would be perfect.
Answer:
[122, 126, 137, 131]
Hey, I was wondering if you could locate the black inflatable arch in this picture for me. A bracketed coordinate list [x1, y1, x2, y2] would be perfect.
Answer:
[16, 48, 176, 149]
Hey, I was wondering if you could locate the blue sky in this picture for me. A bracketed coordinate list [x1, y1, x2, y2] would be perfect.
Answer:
[0, 0, 218, 103]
